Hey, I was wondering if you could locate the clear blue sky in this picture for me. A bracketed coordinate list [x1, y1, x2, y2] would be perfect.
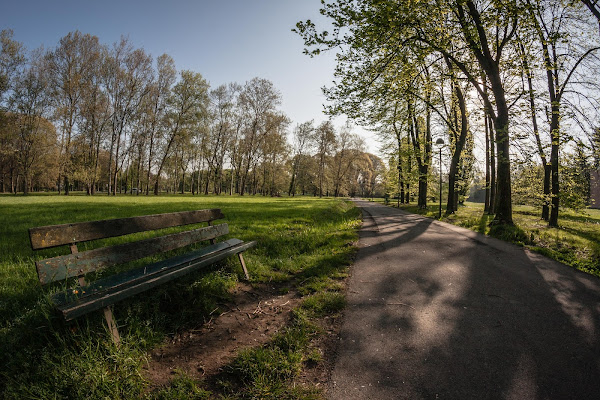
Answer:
[1, 0, 380, 155]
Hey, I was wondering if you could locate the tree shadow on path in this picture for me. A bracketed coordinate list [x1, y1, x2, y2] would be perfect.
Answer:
[332, 201, 600, 400]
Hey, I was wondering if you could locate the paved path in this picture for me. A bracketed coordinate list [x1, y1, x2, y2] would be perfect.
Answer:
[329, 200, 600, 399]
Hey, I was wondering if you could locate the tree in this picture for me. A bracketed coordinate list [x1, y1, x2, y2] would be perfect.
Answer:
[75, 41, 108, 194]
[0, 30, 25, 193]
[331, 122, 364, 197]
[259, 113, 289, 196]
[0, 29, 25, 107]
[581, 0, 600, 28]
[237, 78, 282, 195]
[312, 120, 336, 197]
[46, 31, 101, 195]
[105, 38, 153, 195]
[9, 49, 54, 194]
[524, 0, 600, 226]
[154, 70, 209, 195]
[296, 0, 520, 224]
[288, 120, 314, 196]
[205, 83, 238, 194]
[144, 54, 176, 195]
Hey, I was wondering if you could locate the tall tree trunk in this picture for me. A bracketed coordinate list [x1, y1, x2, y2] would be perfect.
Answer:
[405, 134, 411, 204]
[446, 83, 468, 214]
[549, 107, 560, 227]
[484, 113, 491, 213]
[23, 172, 29, 195]
[488, 114, 497, 214]
[455, 1, 513, 224]
[492, 106, 512, 224]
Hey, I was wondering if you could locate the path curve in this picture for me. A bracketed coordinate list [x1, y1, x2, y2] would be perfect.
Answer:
[329, 200, 600, 399]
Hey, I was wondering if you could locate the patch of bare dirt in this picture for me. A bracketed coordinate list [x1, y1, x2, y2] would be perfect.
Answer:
[295, 313, 344, 395]
[143, 283, 304, 389]
[144, 275, 349, 397]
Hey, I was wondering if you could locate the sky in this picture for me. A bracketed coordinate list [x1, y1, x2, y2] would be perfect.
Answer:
[1, 0, 382, 156]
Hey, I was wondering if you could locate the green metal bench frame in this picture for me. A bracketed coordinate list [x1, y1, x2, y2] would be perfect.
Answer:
[29, 209, 255, 344]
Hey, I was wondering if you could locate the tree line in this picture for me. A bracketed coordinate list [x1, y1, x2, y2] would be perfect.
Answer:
[296, 0, 600, 227]
[0, 30, 385, 198]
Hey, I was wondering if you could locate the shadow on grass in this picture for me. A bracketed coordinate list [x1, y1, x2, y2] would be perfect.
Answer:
[518, 208, 600, 224]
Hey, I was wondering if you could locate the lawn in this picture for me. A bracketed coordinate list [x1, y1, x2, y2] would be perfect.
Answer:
[0, 194, 361, 399]
[375, 198, 600, 277]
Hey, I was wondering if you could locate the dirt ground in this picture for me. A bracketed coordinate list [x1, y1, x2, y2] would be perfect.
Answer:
[143, 282, 344, 394]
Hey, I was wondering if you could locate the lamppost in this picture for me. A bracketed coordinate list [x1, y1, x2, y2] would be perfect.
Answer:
[435, 138, 445, 219]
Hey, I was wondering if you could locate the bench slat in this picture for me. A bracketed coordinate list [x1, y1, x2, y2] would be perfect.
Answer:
[36, 223, 229, 285]
[52, 239, 244, 306]
[56, 240, 257, 320]
[29, 209, 224, 250]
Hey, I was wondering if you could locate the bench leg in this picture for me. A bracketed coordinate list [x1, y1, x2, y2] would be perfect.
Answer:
[238, 253, 250, 281]
[103, 306, 121, 345]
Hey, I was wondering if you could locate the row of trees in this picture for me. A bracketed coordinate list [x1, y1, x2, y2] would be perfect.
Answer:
[296, 0, 600, 226]
[0, 30, 386, 198]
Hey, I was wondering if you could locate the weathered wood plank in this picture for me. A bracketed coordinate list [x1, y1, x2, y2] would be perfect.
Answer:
[52, 239, 244, 305]
[29, 209, 224, 250]
[238, 253, 250, 280]
[36, 223, 229, 285]
[103, 307, 120, 345]
[57, 240, 257, 320]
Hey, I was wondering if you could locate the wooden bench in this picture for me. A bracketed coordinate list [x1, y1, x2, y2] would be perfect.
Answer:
[29, 209, 255, 344]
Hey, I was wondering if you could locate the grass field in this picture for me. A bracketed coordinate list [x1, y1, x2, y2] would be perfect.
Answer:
[376, 199, 600, 277]
[0, 194, 361, 399]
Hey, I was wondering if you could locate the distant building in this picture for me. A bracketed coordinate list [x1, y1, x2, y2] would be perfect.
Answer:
[591, 170, 600, 209]
[468, 183, 486, 203]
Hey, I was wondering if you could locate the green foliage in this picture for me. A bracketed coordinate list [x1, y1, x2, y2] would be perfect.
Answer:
[301, 292, 346, 318]
[559, 149, 592, 211]
[151, 371, 211, 400]
[219, 312, 320, 400]
[488, 223, 531, 246]
[512, 162, 545, 206]
[512, 150, 593, 212]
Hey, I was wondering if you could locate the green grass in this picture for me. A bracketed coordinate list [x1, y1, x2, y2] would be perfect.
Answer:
[370, 198, 600, 277]
[0, 193, 361, 399]
[150, 371, 212, 400]
[301, 291, 346, 318]
[216, 310, 322, 400]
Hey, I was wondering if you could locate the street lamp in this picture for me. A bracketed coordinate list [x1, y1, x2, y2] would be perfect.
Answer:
[435, 138, 445, 219]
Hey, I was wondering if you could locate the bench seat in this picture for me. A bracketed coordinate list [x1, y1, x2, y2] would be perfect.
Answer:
[53, 239, 256, 321]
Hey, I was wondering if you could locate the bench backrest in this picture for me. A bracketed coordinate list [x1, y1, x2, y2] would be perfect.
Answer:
[29, 209, 227, 285]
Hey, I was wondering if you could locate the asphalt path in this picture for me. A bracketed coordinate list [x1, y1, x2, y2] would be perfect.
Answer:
[329, 200, 600, 399]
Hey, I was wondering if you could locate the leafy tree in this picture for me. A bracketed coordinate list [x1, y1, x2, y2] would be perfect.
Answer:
[331, 122, 364, 197]
[0, 29, 25, 107]
[46, 31, 101, 194]
[237, 78, 282, 195]
[154, 70, 209, 194]
[105, 38, 153, 195]
[295, 0, 520, 224]
[143, 54, 176, 195]
[524, 0, 600, 226]
[312, 120, 336, 197]
[9, 48, 54, 194]
[288, 120, 314, 196]
[205, 83, 239, 194]
[74, 40, 108, 194]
